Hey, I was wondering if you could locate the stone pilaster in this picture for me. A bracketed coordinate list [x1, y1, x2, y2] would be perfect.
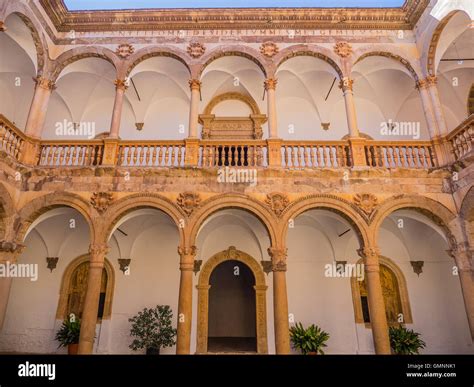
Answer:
[448, 242, 474, 340]
[24, 76, 56, 139]
[267, 247, 290, 354]
[357, 246, 391, 354]
[109, 79, 128, 139]
[425, 75, 449, 137]
[0, 240, 25, 330]
[176, 245, 196, 354]
[78, 243, 109, 354]
[188, 79, 201, 138]
[264, 78, 278, 139]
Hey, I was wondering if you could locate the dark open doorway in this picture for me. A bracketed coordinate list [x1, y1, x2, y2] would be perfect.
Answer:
[207, 259, 257, 353]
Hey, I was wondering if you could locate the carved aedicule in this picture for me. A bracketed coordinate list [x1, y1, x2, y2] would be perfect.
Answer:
[199, 92, 267, 140]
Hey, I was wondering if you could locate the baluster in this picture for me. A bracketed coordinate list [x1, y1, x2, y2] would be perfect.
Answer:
[406, 146, 414, 168]
[138, 146, 144, 166]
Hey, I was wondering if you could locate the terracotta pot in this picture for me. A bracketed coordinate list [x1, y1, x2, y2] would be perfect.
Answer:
[68, 343, 79, 355]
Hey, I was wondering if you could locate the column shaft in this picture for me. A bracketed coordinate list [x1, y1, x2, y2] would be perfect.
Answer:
[265, 79, 278, 139]
[109, 79, 128, 138]
[340, 78, 360, 138]
[176, 246, 196, 354]
[416, 80, 439, 139]
[188, 80, 201, 138]
[24, 77, 55, 138]
[268, 247, 290, 354]
[359, 247, 391, 354]
[78, 244, 108, 354]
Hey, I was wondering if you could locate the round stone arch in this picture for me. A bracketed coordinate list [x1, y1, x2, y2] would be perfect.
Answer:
[279, 194, 371, 249]
[125, 46, 192, 78]
[371, 195, 457, 248]
[188, 194, 278, 248]
[196, 246, 268, 354]
[3, 5, 47, 75]
[17, 192, 96, 244]
[272, 44, 344, 79]
[50, 47, 119, 81]
[352, 50, 422, 82]
[56, 254, 115, 320]
[197, 45, 269, 79]
[203, 92, 262, 116]
[103, 193, 186, 244]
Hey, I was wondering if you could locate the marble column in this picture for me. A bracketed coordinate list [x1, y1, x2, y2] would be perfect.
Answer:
[358, 246, 391, 354]
[78, 243, 109, 354]
[449, 243, 474, 340]
[188, 79, 201, 138]
[24, 76, 56, 138]
[0, 241, 24, 331]
[339, 77, 360, 138]
[415, 78, 439, 139]
[264, 78, 278, 139]
[109, 79, 128, 138]
[268, 247, 290, 354]
[176, 245, 196, 354]
[425, 75, 449, 137]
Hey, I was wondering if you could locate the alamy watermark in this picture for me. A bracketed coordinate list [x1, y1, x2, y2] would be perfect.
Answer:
[0, 262, 38, 281]
[55, 119, 96, 139]
[217, 166, 258, 187]
[324, 262, 364, 282]
[380, 119, 420, 140]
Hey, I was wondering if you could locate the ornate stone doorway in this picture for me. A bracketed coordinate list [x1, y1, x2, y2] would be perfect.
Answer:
[196, 246, 268, 354]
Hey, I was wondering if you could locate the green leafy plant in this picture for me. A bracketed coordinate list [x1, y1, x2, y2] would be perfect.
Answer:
[129, 305, 177, 353]
[389, 325, 426, 354]
[289, 322, 330, 355]
[55, 318, 81, 348]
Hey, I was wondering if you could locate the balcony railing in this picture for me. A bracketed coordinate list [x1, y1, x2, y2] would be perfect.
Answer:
[1, 113, 471, 170]
[447, 115, 473, 160]
[364, 141, 436, 169]
[0, 115, 26, 161]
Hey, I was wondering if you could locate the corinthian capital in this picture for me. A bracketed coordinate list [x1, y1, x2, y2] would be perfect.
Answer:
[338, 77, 354, 92]
[425, 75, 437, 86]
[114, 78, 129, 90]
[189, 79, 202, 91]
[178, 245, 197, 258]
[264, 78, 278, 91]
[89, 243, 109, 260]
[33, 76, 56, 91]
[267, 247, 287, 271]
[357, 246, 380, 267]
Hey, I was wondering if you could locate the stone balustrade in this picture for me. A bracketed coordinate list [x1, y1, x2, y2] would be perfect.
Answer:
[1, 113, 471, 169]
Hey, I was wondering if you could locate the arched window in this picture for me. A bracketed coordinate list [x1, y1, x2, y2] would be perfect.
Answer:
[351, 257, 412, 325]
[57, 255, 114, 320]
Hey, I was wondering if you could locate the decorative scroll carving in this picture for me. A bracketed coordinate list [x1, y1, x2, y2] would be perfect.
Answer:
[116, 43, 134, 58]
[260, 41, 279, 58]
[265, 193, 290, 217]
[353, 193, 378, 217]
[187, 42, 206, 58]
[177, 192, 201, 216]
[91, 192, 114, 214]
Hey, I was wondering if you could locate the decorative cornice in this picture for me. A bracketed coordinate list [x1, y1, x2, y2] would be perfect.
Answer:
[39, 0, 428, 32]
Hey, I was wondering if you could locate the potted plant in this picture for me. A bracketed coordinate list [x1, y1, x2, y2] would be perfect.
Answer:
[389, 325, 426, 354]
[289, 322, 329, 355]
[55, 316, 81, 355]
[129, 305, 177, 355]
